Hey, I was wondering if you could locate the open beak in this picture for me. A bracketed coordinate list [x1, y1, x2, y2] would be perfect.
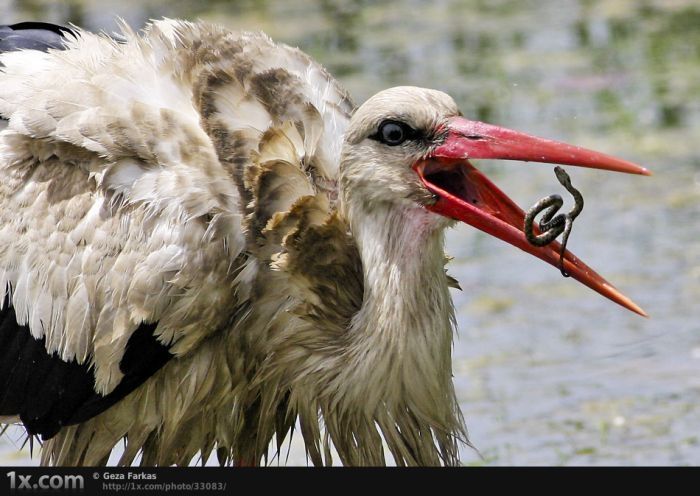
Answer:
[415, 116, 650, 317]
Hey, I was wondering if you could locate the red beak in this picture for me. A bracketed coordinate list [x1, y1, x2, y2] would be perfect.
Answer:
[416, 116, 650, 317]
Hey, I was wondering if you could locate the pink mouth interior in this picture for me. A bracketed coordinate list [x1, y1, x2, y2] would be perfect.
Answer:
[418, 158, 525, 231]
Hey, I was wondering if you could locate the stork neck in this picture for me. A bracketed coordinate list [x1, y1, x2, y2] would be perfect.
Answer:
[352, 204, 449, 308]
[340, 201, 456, 407]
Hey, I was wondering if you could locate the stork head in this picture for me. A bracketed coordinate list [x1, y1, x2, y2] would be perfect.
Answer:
[340, 86, 649, 316]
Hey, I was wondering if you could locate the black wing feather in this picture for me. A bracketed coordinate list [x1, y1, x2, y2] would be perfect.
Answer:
[66, 323, 173, 426]
[0, 302, 172, 440]
[0, 22, 74, 53]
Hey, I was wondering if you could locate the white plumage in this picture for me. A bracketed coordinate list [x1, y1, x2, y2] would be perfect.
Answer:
[0, 18, 647, 466]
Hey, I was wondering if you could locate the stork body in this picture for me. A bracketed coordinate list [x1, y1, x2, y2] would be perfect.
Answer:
[0, 20, 647, 466]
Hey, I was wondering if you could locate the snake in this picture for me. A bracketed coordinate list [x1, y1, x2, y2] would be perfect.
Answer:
[524, 166, 584, 277]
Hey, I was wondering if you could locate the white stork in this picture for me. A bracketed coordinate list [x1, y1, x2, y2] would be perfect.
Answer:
[0, 19, 648, 466]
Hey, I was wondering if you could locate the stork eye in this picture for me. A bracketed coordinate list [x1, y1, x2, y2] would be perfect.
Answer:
[375, 120, 415, 146]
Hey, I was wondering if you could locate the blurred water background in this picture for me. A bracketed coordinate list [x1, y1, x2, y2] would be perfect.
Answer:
[0, 0, 698, 466]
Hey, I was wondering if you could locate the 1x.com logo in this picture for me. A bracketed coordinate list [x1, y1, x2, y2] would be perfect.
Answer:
[6, 471, 84, 491]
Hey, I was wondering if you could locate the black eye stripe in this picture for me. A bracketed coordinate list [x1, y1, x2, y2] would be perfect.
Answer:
[370, 120, 419, 146]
